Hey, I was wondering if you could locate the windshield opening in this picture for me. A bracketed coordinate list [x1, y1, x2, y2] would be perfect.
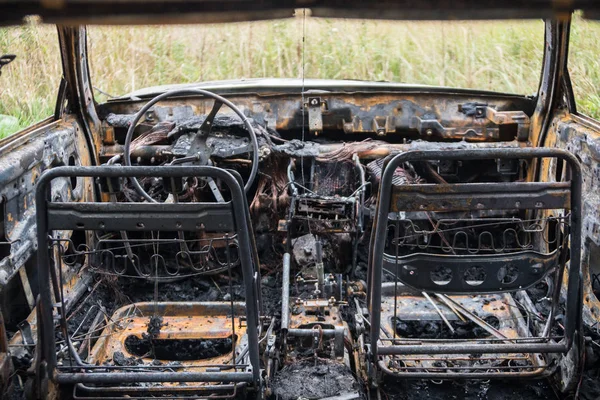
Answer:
[88, 15, 545, 100]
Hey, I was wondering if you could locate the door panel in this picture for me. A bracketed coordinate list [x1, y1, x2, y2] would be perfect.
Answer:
[543, 111, 600, 326]
[0, 115, 94, 387]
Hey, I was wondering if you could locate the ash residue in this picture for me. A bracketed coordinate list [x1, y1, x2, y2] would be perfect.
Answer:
[430, 267, 452, 283]
[106, 113, 135, 127]
[527, 280, 553, 316]
[261, 274, 282, 318]
[292, 234, 318, 267]
[381, 379, 556, 400]
[124, 336, 232, 361]
[393, 317, 499, 339]
[145, 315, 164, 339]
[67, 280, 118, 335]
[578, 325, 600, 400]
[272, 139, 321, 157]
[112, 351, 143, 366]
[271, 360, 363, 400]
[120, 276, 239, 303]
[291, 233, 352, 274]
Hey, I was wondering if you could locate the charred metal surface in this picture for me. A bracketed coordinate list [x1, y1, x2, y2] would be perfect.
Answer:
[3, 78, 595, 400]
[89, 302, 247, 368]
[367, 148, 582, 382]
[390, 182, 571, 212]
[58, 27, 102, 166]
[378, 289, 548, 378]
[0, 311, 12, 397]
[386, 250, 560, 294]
[286, 297, 348, 359]
[99, 88, 535, 142]
[47, 202, 236, 232]
[34, 166, 264, 398]
[27, 96, 591, 399]
[544, 113, 600, 326]
[2, 13, 599, 399]
[0, 117, 91, 286]
[287, 157, 365, 236]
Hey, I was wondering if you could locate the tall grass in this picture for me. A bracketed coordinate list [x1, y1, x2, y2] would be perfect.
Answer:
[1, 15, 599, 138]
[0, 23, 62, 136]
[87, 18, 544, 99]
[568, 17, 600, 116]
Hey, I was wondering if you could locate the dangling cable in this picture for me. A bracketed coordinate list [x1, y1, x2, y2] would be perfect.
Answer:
[300, 8, 307, 187]
[300, 8, 313, 235]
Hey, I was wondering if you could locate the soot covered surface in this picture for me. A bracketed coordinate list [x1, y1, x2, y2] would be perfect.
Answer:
[381, 379, 557, 400]
[393, 316, 500, 339]
[271, 359, 362, 400]
[124, 336, 233, 361]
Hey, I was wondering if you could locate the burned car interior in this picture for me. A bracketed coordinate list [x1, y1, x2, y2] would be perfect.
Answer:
[1, 1, 600, 399]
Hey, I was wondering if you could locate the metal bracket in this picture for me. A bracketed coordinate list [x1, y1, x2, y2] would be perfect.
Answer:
[410, 116, 456, 138]
[304, 97, 325, 135]
[460, 102, 531, 140]
[496, 158, 520, 175]
[207, 177, 225, 202]
[334, 326, 345, 358]
[371, 116, 395, 136]
[459, 102, 489, 118]
[485, 106, 531, 140]
[384, 250, 559, 294]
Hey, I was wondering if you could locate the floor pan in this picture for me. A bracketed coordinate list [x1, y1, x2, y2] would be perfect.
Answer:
[378, 293, 549, 379]
[90, 302, 247, 370]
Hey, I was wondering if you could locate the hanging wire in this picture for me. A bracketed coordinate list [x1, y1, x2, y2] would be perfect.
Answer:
[300, 9, 313, 235]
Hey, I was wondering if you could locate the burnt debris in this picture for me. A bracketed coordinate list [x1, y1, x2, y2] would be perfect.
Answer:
[6, 94, 595, 400]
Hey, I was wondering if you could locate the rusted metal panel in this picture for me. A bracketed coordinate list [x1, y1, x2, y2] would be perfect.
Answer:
[0, 116, 92, 286]
[34, 166, 264, 395]
[543, 112, 600, 328]
[367, 148, 582, 382]
[89, 302, 247, 369]
[390, 182, 571, 212]
[377, 291, 548, 378]
[100, 91, 535, 143]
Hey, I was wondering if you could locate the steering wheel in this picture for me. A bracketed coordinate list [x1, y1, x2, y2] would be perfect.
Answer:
[123, 89, 259, 202]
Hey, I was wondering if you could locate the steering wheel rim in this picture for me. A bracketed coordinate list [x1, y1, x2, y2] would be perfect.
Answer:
[123, 88, 259, 202]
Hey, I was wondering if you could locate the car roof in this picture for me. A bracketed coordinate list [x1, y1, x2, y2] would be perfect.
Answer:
[1, 0, 599, 26]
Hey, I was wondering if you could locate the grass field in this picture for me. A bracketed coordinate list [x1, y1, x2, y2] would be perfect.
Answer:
[1, 14, 599, 138]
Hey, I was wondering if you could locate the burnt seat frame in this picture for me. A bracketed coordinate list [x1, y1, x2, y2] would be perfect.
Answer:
[35, 166, 262, 389]
[368, 148, 582, 365]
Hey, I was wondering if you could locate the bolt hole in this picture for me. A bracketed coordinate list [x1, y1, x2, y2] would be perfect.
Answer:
[464, 266, 486, 286]
[430, 266, 453, 286]
[497, 265, 519, 285]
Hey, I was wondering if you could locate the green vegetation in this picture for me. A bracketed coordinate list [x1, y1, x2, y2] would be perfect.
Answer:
[0, 15, 599, 138]
[0, 23, 62, 137]
[569, 17, 600, 117]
